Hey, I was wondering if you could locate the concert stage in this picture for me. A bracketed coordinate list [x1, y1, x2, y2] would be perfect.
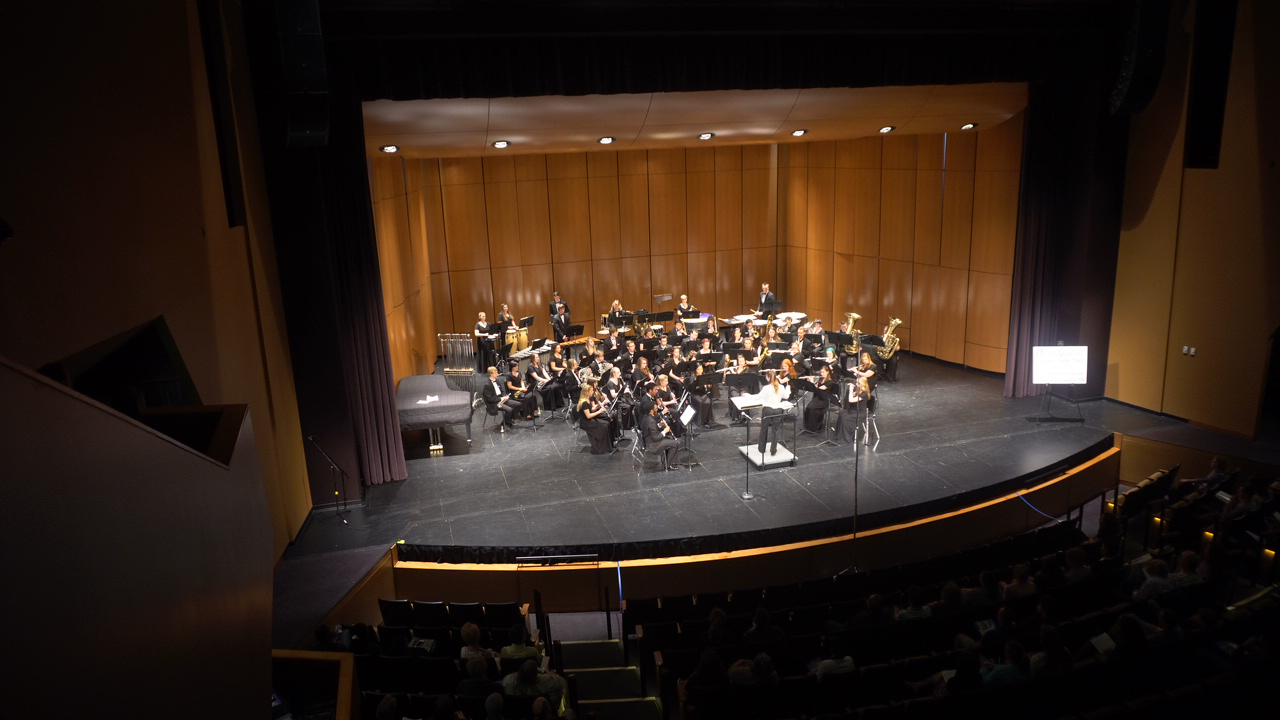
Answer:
[286, 355, 1187, 562]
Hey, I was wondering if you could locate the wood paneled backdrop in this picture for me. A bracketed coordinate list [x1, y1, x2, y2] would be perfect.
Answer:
[372, 114, 1022, 381]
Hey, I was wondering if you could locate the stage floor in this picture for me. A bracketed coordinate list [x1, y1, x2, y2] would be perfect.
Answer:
[287, 355, 1188, 558]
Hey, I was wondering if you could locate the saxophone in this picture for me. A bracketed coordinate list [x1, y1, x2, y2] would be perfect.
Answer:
[844, 312, 862, 356]
[877, 318, 902, 359]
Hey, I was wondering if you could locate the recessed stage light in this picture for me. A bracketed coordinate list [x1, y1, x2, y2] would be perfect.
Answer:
[961, 123, 978, 131]
[879, 126, 896, 134]
[492, 140, 510, 149]
[791, 129, 808, 137]
[698, 132, 715, 140]
[379, 145, 398, 153]
[598, 137, 615, 145]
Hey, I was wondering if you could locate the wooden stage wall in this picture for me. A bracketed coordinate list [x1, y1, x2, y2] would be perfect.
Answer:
[371, 116, 1022, 381]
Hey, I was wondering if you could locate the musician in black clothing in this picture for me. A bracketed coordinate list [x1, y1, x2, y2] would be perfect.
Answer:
[496, 303, 514, 325]
[551, 303, 572, 342]
[808, 319, 827, 347]
[604, 327, 622, 352]
[577, 380, 614, 454]
[752, 282, 777, 316]
[607, 299, 629, 326]
[632, 356, 656, 391]
[669, 320, 688, 343]
[804, 364, 838, 432]
[505, 362, 539, 419]
[639, 397, 679, 470]
[482, 366, 522, 431]
[687, 363, 716, 427]
[617, 340, 638, 371]
[549, 291, 569, 319]
[474, 311, 497, 372]
[526, 354, 560, 411]
[676, 294, 696, 317]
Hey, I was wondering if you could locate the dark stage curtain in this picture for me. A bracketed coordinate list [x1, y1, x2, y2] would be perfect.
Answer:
[1005, 78, 1129, 400]
[325, 102, 408, 486]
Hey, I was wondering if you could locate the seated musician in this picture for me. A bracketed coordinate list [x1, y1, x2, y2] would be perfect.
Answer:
[763, 324, 781, 345]
[794, 326, 810, 352]
[741, 337, 762, 368]
[632, 356, 656, 391]
[808, 319, 827, 347]
[726, 353, 752, 423]
[820, 346, 840, 377]
[728, 326, 745, 344]
[655, 373, 692, 438]
[550, 346, 570, 404]
[603, 366, 625, 403]
[563, 357, 581, 400]
[656, 334, 671, 354]
[853, 350, 878, 391]
[589, 349, 608, 378]
[482, 365, 522, 431]
[835, 375, 871, 444]
[617, 339, 638, 369]
[757, 370, 792, 457]
[551, 303, 572, 342]
[779, 358, 798, 386]
[604, 326, 622, 352]
[698, 336, 715, 355]
[669, 319, 688, 343]
[639, 393, 680, 471]
[676, 294, 695, 317]
[780, 317, 796, 334]
[577, 380, 614, 454]
[580, 336, 598, 363]
[505, 361, 539, 419]
[526, 354, 561, 411]
[687, 363, 716, 428]
[803, 364, 838, 433]
[663, 347, 684, 380]
[474, 311, 497, 372]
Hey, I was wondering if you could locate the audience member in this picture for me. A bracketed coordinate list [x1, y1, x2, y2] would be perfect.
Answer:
[483, 693, 504, 720]
[930, 582, 965, 618]
[1001, 564, 1037, 600]
[961, 571, 1003, 609]
[1168, 550, 1205, 589]
[906, 649, 983, 698]
[502, 659, 567, 705]
[1029, 626, 1073, 679]
[1132, 559, 1173, 604]
[501, 623, 542, 664]
[851, 594, 895, 629]
[981, 640, 1031, 688]
[1063, 547, 1092, 583]
[727, 652, 779, 687]
[457, 656, 503, 698]
[460, 622, 498, 662]
[742, 606, 785, 645]
[809, 634, 855, 681]
[699, 607, 739, 649]
[895, 585, 933, 621]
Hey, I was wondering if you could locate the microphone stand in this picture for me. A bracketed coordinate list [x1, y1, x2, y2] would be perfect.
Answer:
[835, 387, 863, 578]
[307, 435, 350, 525]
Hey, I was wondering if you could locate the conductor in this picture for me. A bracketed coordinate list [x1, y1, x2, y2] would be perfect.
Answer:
[752, 282, 777, 316]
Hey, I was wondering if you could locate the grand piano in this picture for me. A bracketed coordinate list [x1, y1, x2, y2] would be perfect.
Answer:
[396, 373, 474, 454]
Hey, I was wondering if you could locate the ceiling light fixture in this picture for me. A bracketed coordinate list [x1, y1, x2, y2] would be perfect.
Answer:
[791, 129, 808, 137]
[598, 137, 615, 145]
[878, 126, 896, 134]
[492, 140, 510, 149]
[379, 145, 398, 153]
[961, 123, 978, 131]
[698, 132, 715, 140]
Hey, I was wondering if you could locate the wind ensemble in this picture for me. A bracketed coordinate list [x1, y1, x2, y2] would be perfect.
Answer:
[474, 290, 903, 449]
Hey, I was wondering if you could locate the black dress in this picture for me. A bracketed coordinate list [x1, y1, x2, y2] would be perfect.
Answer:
[804, 379, 837, 432]
[579, 400, 614, 454]
[835, 383, 868, 444]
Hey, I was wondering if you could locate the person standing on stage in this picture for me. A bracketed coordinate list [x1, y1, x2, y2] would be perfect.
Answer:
[548, 291, 569, 319]
[676, 294, 696, 317]
[752, 282, 777, 316]
[496, 303, 514, 325]
[640, 397, 680, 470]
[757, 370, 792, 457]
[551, 302, 572, 343]
[474, 311, 497, 372]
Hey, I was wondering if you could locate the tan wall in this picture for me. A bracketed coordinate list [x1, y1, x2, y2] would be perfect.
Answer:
[1108, 0, 1280, 437]
[776, 123, 1022, 372]
[0, 1, 312, 557]
[374, 146, 781, 377]
[375, 122, 1022, 380]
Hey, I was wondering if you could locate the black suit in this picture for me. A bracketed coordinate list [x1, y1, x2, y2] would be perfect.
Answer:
[552, 312, 572, 342]
[482, 377, 520, 421]
[758, 290, 777, 312]
[640, 412, 677, 466]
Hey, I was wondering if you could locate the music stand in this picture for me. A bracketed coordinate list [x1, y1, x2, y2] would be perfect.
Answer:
[519, 315, 534, 328]
[566, 324, 584, 341]
[674, 401, 703, 469]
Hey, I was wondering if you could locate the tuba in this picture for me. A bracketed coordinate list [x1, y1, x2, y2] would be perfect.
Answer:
[877, 318, 902, 359]
[843, 312, 862, 356]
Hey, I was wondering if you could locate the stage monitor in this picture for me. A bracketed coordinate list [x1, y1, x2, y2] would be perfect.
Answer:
[1032, 345, 1088, 385]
